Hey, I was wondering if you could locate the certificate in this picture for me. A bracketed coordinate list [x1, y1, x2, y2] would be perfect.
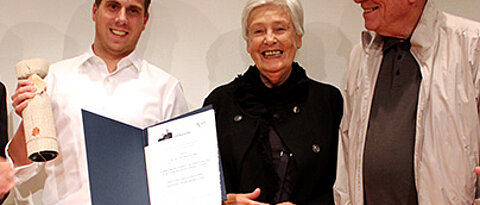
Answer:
[145, 108, 221, 204]
[82, 107, 225, 205]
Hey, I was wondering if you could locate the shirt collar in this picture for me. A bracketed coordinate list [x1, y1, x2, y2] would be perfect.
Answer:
[79, 46, 143, 73]
[381, 35, 412, 53]
[361, 0, 438, 58]
[118, 50, 143, 72]
[409, 0, 438, 60]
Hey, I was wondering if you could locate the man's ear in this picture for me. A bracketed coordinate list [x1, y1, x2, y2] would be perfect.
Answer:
[92, 3, 98, 22]
[143, 12, 150, 29]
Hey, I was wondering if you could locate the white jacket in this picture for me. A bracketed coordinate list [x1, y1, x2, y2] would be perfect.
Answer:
[334, 1, 480, 204]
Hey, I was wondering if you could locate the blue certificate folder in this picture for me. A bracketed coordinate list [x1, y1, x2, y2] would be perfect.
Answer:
[81, 106, 226, 205]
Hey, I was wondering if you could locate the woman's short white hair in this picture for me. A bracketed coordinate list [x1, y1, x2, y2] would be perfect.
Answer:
[241, 0, 304, 40]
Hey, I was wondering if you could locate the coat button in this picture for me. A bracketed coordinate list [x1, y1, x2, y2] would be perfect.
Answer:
[233, 114, 243, 122]
[293, 106, 300, 114]
[312, 144, 321, 153]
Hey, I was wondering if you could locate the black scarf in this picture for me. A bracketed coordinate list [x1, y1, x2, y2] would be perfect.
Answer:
[232, 62, 309, 203]
[233, 62, 309, 117]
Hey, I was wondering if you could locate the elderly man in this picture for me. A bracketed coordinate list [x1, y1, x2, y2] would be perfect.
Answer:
[8, 0, 188, 204]
[334, 0, 480, 204]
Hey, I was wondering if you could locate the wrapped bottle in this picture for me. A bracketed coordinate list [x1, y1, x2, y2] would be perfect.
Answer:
[15, 59, 58, 162]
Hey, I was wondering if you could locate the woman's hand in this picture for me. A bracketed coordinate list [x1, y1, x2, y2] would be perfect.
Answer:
[222, 188, 270, 205]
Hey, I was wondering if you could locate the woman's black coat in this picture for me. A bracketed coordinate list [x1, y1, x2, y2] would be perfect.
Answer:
[203, 64, 343, 204]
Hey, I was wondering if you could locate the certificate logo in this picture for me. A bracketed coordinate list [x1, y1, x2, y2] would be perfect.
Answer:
[159, 129, 173, 142]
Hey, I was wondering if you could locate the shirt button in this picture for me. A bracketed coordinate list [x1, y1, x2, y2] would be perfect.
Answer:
[312, 144, 321, 153]
[273, 113, 280, 119]
[105, 78, 110, 83]
[233, 114, 243, 122]
[293, 106, 300, 114]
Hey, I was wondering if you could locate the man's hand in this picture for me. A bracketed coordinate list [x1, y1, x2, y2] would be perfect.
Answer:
[0, 158, 15, 199]
[9, 79, 36, 167]
[11, 79, 37, 117]
[222, 188, 270, 205]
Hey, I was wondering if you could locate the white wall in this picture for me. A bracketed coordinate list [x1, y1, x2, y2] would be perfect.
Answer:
[1, 0, 479, 204]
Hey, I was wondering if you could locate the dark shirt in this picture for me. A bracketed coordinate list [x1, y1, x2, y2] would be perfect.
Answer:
[363, 36, 421, 205]
[268, 126, 295, 203]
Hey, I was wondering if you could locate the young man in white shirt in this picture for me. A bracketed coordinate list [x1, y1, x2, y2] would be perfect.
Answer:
[9, 0, 189, 204]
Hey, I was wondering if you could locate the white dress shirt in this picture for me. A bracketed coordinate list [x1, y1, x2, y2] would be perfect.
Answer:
[10, 48, 189, 205]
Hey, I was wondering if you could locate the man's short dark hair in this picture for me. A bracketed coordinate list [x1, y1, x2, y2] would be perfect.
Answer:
[95, 0, 151, 15]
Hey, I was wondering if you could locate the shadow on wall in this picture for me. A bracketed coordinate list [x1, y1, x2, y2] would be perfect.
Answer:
[136, 1, 180, 75]
[0, 22, 63, 137]
[145, 0, 220, 108]
[296, 23, 326, 82]
[64, 1, 94, 60]
[0, 23, 22, 141]
[1, 23, 65, 61]
[206, 29, 251, 91]
[297, 22, 352, 86]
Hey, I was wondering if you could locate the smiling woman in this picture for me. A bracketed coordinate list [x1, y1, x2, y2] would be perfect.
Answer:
[246, 4, 302, 88]
[203, 0, 343, 204]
